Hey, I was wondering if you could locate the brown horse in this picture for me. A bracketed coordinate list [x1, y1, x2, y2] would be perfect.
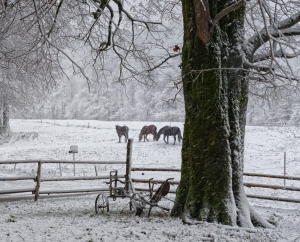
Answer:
[139, 125, 157, 142]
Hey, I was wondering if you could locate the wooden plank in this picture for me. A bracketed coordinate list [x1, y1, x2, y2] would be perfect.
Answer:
[0, 160, 125, 165]
[0, 176, 36, 181]
[0, 192, 109, 203]
[244, 182, 300, 191]
[40, 175, 125, 182]
[42, 160, 126, 164]
[35, 162, 42, 201]
[0, 160, 41, 164]
[247, 194, 300, 203]
[131, 167, 181, 172]
[0, 188, 35, 194]
[125, 138, 133, 192]
[243, 172, 300, 181]
[39, 188, 109, 194]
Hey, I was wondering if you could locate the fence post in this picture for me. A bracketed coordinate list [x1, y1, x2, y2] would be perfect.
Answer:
[284, 152, 286, 185]
[35, 161, 42, 201]
[59, 163, 62, 177]
[94, 165, 98, 176]
[125, 138, 133, 193]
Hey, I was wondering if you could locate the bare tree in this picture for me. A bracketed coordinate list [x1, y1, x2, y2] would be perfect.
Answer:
[0, 1, 63, 133]
[1, 1, 182, 85]
[2, 0, 300, 228]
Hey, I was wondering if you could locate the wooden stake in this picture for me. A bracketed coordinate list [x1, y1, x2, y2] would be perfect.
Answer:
[34, 162, 42, 201]
[125, 138, 133, 193]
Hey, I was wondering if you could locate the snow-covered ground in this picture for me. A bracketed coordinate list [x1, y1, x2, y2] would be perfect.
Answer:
[1, 119, 300, 241]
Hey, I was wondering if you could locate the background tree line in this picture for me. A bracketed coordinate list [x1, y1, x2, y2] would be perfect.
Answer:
[9, 73, 300, 125]
[11, 72, 185, 122]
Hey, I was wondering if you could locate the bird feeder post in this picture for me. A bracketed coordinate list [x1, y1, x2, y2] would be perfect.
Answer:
[73, 153, 75, 176]
[69, 145, 78, 176]
[284, 152, 286, 185]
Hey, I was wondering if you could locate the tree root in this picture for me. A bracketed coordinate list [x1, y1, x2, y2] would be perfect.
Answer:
[181, 204, 275, 229]
[183, 214, 257, 233]
[250, 206, 275, 229]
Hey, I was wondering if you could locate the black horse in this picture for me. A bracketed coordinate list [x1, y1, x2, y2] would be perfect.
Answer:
[139, 125, 157, 142]
[115, 125, 129, 143]
[156, 126, 182, 145]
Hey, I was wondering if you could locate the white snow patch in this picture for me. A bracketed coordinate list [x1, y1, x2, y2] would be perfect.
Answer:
[0, 120, 299, 241]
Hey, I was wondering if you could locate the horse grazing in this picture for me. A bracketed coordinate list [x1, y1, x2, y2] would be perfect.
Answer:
[156, 126, 182, 145]
[139, 125, 157, 142]
[115, 125, 129, 143]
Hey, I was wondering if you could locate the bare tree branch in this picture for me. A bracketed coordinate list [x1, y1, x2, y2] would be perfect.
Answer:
[247, 11, 300, 55]
[210, 0, 249, 35]
[253, 49, 300, 62]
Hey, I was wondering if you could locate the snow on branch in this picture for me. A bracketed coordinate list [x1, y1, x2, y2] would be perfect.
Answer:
[243, 6, 300, 86]
[1, 0, 182, 91]
[275, 12, 300, 30]
[243, 55, 274, 72]
[253, 49, 300, 63]
[146, 53, 181, 72]
[112, 0, 161, 25]
[46, 0, 64, 37]
[247, 12, 300, 55]
[97, 4, 114, 51]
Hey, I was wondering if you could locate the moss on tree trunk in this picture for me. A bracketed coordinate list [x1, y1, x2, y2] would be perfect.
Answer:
[171, 0, 272, 228]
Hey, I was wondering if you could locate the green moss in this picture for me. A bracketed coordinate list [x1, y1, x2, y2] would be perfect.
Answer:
[173, 0, 248, 227]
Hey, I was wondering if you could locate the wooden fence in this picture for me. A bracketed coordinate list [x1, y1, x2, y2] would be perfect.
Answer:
[1, 138, 300, 203]
[0, 139, 133, 202]
[244, 172, 300, 203]
[131, 170, 300, 203]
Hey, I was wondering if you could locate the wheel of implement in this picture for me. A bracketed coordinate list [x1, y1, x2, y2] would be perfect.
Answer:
[95, 193, 109, 214]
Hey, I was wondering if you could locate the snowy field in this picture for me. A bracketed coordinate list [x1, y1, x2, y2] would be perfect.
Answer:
[1, 119, 300, 241]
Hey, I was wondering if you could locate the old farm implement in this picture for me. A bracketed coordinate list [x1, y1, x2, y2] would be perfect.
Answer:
[95, 170, 174, 217]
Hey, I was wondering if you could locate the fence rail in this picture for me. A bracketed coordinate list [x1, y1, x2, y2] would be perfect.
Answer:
[244, 182, 300, 192]
[244, 172, 300, 181]
[246, 194, 300, 203]
[131, 167, 181, 172]
[1, 138, 300, 204]
[0, 160, 126, 165]
[0, 139, 133, 201]
[0, 176, 35, 181]
[40, 175, 125, 182]
[0, 188, 35, 195]
[131, 168, 300, 204]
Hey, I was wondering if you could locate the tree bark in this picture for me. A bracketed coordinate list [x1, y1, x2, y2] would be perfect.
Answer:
[171, 0, 272, 228]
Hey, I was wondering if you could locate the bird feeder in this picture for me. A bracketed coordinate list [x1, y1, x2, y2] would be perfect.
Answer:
[69, 145, 78, 176]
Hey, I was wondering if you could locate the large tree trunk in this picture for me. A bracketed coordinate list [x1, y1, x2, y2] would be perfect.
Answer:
[171, 0, 272, 228]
